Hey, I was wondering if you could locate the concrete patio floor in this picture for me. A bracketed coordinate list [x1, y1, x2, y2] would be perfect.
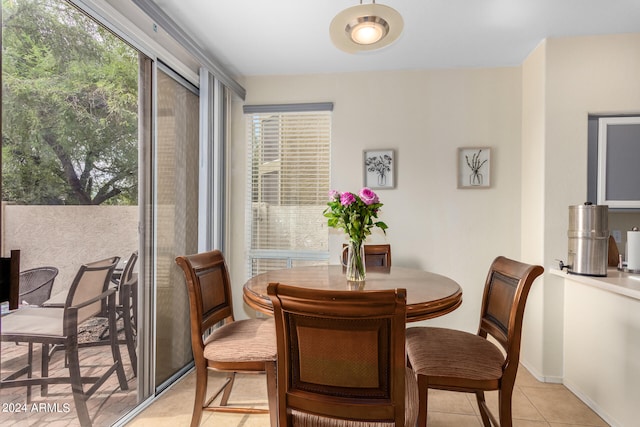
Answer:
[1, 318, 138, 426]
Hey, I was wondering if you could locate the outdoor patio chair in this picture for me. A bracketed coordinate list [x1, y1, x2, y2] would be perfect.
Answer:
[99, 251, 138, 375]
[18, 266, 58, 306]
[0, 256, 128, 427]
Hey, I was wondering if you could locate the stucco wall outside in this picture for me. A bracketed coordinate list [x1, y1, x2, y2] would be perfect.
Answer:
[1, 203, 138, 297]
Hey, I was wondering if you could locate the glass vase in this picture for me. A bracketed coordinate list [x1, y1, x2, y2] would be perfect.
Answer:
[344, 240, 366, 282]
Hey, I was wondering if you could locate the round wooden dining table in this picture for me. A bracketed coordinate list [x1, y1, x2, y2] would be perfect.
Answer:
[242, 265, 463, 322]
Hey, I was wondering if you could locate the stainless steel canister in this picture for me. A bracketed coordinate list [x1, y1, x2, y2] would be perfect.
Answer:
[567, 203, 609, 277]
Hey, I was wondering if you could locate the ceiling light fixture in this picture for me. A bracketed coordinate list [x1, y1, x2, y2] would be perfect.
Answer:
[330, 0, 404, 54]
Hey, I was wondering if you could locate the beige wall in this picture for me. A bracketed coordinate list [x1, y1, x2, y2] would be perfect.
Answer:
[520, 39, 548, 378]
[228, 33, 640, 389]
[230, 67, 523, 334]
[520, 33, 640, 381]
[1, 204, 138, 296]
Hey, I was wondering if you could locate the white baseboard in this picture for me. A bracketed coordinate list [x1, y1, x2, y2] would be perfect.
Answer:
[519, 359, 563, 384]
[562, 378, 620, 427]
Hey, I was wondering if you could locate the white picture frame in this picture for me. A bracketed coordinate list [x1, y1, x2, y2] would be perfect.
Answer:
[458, 147, 491, 189]
[363, 149, 395, 189]
[597, 116, 640, 208]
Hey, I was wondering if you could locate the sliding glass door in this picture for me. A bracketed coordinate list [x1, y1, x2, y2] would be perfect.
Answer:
[153, 65, 200, 388]
[1, 1, 144, 425]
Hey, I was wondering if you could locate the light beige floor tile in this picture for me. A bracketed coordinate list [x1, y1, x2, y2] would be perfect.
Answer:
[548, 424, 608, 427]
[128, 371, 270, 427]
[523, 387, 608, 426]
[467, 386, 546, 422]
[427, 411, 482, 426]
[128, 413, 193, 427]
[516, 366, 564, 390]
[511, 420, 551, 427]
[127, 365, 609, 427]
[428, 389, 476, 415]
[201, 412, 271, 427]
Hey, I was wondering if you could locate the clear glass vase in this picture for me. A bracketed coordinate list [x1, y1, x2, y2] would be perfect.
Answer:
[344, 240, 366, 282]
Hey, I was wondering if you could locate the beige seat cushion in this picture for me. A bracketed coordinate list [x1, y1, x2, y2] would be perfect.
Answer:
[203, 318, 277, 362]
[406, 326, 505, 385]
[290, 367, 419, 427]
[42, 291, 67, 307]
[1, 307, 64, 337]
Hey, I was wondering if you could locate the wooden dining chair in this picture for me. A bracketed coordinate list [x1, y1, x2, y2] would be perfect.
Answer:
[175, 250, 277, 427]
[342, 243, 392, 267]
[267, 282, 418, 427]
[405, 256, 544, 427]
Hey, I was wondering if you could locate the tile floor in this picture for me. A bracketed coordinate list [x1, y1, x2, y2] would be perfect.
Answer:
[128, 365, 609, 427]
[1, 337, 609, 427]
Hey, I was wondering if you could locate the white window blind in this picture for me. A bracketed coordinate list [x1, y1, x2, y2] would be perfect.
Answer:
[245, 105, 332, 277]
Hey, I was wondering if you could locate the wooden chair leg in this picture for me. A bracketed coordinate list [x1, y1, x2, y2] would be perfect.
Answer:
[219, 372, 236, 406]
[498, 388, 513, 427]
[265, 361, 277, 427]
[191, 361, 207, 427]
[476, 391, 492, 427]
[417, 375, 429, 427]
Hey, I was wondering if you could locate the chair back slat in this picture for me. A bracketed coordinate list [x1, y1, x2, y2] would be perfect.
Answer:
[269, 283, 407, 426]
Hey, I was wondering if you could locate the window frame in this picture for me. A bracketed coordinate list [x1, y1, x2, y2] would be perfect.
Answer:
[244, 103, 333, 277]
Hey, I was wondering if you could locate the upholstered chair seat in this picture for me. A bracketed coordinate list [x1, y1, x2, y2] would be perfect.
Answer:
[202, 318, 276, 363]
[406, 327, 505, 388]
[405, 256, 543, 427]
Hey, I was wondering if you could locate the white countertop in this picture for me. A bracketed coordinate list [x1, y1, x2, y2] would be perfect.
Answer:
[550, 267, 640, 300]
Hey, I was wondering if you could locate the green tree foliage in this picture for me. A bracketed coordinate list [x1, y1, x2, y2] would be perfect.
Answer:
[2, 0, 138, 205]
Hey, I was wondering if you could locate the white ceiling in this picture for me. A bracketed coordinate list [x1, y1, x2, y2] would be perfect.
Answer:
[153, 0, 640, 77]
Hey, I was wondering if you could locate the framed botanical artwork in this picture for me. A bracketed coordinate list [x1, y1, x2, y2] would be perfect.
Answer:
[363, 149, 395, 189]
[458, 147, 491, 189]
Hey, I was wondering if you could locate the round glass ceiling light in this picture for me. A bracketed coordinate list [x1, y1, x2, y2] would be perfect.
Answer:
[330, 2, 404, 53]
[347, 16, 389, 45]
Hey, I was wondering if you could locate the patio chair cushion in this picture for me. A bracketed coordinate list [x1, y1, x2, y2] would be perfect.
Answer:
[1, 307, 65, 337]
[42, 291, 66, 307]
[202, 318, 276, 363]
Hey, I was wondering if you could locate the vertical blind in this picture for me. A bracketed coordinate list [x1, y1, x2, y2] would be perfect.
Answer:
[245, 104, 332, 276]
